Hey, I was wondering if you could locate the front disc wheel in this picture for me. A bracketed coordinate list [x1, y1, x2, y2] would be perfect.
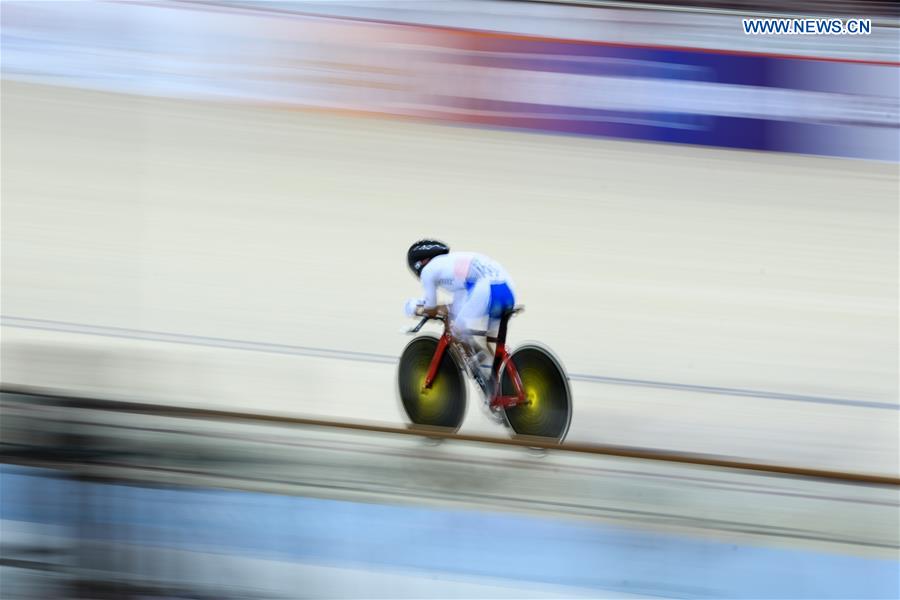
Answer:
[397, 335, 467, 431]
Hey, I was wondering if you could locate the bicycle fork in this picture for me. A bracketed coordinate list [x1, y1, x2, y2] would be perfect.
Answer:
[421, 337, 487, 393]
[421, 335, 450, 391]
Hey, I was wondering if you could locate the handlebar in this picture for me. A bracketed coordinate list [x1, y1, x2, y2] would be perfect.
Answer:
[405, 305, 524, 334]
[407, 313, 445, 334]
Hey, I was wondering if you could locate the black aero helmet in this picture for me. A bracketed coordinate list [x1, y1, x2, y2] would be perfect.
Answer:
[407, 239, 449, 277]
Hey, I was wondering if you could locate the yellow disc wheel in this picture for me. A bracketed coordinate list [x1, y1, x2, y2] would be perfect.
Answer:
[500, 345, 572, 442]
[398, 336, 466, 430]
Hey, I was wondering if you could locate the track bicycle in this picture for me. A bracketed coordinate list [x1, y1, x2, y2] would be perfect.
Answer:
[397, 306, 572, 442]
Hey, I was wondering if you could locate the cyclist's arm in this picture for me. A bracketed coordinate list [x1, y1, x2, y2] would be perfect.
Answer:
[417, 263, 449, 318]
[420, 264, 439, 309]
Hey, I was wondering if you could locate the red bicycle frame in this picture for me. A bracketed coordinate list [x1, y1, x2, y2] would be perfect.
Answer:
[421, 309, 528, 410]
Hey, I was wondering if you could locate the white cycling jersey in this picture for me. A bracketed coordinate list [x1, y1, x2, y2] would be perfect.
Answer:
[406, 252, 517, 346]
[419, 252, 513, 309]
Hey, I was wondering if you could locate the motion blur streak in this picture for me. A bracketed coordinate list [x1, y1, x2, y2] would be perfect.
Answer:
[2, 2, 898, 158]
[1, 0, 898, 598]
[3, 81, 896, 474]
[2, 391, 898, 598]
[3, 314, 898, 411]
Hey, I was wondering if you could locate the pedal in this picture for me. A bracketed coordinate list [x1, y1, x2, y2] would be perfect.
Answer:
[470, 365, 493, 396]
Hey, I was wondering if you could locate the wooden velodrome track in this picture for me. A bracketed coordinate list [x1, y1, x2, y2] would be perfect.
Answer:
[2, 386, 897, 486]
[2, 81, 898, 477]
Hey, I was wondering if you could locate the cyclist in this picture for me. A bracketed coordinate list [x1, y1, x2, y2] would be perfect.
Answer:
[404, 239, 517, 386]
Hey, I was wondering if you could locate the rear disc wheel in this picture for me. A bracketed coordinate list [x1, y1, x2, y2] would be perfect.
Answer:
[500, 345, 572, 443]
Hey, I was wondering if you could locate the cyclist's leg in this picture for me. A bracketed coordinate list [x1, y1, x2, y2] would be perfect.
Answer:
[486, 282, 516, 375]
[455, 280, 503, 410]
[486, 282, 516, 334]
[452, 279, 490, 353]
[448, 289, 466, 323]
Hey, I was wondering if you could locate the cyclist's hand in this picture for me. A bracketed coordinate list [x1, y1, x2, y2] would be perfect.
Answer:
[423, 305, 449, 319]
[404, 298, 424, 317]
